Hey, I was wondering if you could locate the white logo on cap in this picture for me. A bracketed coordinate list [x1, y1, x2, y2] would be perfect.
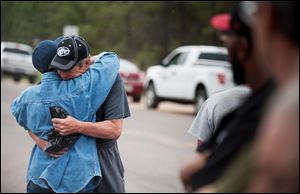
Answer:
[57, 46, 70, 57]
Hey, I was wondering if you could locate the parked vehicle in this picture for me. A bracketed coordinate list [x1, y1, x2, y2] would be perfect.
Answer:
[1, 41, 38, 83]
[119, 58, 144, 102]
[144, 45, 235, 113]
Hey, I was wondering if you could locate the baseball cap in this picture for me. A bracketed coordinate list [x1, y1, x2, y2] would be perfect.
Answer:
[210, 4, 251, 40]
[240, 1, 298, 43]
[210, 13, 232, 32]
[50, 35, 90, 71]
[32, 36, 64, 73]
[239, 1, 259, 27]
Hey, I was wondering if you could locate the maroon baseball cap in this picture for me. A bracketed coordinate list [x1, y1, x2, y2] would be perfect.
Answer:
[210, 9, 251, 42]
[210, 13, 231, 32]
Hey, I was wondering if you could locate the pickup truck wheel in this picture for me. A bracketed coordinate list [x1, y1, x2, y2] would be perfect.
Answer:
[145, 83, 159, 108]
[13, 74, 21, 82]
[195, 88, 207, 114]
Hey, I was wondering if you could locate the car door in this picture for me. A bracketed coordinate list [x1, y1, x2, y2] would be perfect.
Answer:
[158, 51, 189, 98]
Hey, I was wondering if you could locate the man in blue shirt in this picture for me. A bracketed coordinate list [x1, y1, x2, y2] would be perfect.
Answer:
[11, 35, 120, 193]
[29, 39, 131, 192]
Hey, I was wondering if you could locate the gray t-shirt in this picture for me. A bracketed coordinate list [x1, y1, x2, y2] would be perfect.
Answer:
[96, 74, 131, 144]
[188, 86, 251, 142]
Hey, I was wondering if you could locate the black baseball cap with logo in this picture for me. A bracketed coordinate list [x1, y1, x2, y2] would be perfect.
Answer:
[50, 35, 90, 71]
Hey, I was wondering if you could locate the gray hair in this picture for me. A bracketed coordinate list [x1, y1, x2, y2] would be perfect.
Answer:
[77, 59, 84, 67]
[77, 55, 91, 67]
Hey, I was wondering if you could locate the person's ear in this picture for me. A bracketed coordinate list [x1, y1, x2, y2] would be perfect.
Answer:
[83, 58, 92, 69]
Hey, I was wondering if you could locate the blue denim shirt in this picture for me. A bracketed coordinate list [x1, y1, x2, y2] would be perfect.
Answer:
[11, 52, 120, 193]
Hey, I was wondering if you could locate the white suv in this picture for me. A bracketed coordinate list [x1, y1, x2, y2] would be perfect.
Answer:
[144, 45, 235, 113]
[1, 41, 38, 83]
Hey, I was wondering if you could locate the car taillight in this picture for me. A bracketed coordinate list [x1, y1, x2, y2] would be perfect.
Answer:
[217, 73, 225, 85]
[127, 73, 140, 79]
[120, 72, 144, 82]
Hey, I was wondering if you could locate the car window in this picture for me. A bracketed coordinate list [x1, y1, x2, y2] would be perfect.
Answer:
[166, 52, 188, 66]
[198, 52, 228, 62]
[3, 47, 31, 55]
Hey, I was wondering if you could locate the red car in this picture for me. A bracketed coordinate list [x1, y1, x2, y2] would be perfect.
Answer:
[119, 59, 144, 102]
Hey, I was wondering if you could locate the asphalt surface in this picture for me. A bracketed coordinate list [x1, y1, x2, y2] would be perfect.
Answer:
[1, 78, 196, 193]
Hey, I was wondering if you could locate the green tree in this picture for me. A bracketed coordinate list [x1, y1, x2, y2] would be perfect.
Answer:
[1, 1, 236, 70]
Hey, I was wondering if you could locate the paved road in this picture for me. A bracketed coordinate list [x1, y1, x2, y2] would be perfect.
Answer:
[1, 78, 196, 193]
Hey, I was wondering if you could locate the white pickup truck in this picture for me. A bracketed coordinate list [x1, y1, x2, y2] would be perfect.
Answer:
[144, 45, 235, 113]
[1, 41, 38, 83]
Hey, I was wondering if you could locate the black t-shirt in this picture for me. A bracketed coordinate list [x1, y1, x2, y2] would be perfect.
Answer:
[95, 74, 131, 145]
[191, 80, 275, 190]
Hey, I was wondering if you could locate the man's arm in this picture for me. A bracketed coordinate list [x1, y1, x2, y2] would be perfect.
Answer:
[28, 131, 68, 158]
[188, 100, 212, 144]
[53, 74, 129, 140]
[180, 152, 210, 192]
[85, 52, 120, 113]
[52, 116, 123, 140]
